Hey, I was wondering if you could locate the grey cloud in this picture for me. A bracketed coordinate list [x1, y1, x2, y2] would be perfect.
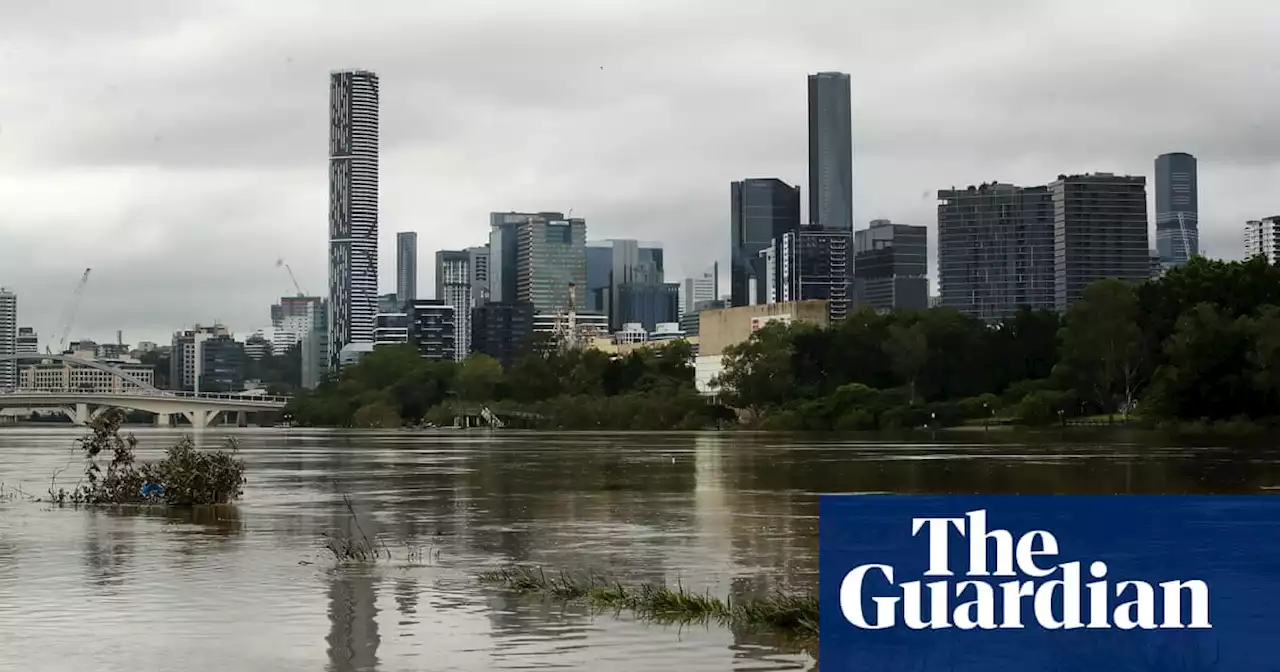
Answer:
[1, 0, 1277, 344]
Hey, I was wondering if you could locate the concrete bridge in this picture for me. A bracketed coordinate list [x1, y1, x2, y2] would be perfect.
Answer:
[0, 354, 290, 429]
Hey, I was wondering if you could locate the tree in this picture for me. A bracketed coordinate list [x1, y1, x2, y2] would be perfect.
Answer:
[1057, 279, 1146, 415]
[1248, 305, 1280, 407]
[455, 354, 504, 402]
[713, 323, 796, 417]
[883, 321, 928, 404]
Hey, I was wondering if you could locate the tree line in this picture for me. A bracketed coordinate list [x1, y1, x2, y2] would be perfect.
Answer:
[716, 256, 1280, 431]
[286, 335, 723, 429]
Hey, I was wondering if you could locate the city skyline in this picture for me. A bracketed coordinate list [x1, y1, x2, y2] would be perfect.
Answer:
[2, 1, 1277, 344]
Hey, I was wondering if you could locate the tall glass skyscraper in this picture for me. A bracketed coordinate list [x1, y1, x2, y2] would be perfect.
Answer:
[327, 69, 379, 369]
[807, 72, 853, 230]
[730, 178, 801, 306]
[1154, 152, 1198, 268]
[395, 231, 417, 306]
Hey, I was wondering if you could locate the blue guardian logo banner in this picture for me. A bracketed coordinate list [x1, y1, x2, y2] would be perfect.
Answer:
[818, 495, 1280, 671]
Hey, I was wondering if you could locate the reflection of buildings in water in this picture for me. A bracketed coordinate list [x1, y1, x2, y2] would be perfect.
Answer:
[393, 577, 418, 623]
[83, 511, 136, 589]
[483, 589, 592, 642]
[693, 433, 733, 572]
[325, 570, 380, 672]
[719, 439, 818, 590]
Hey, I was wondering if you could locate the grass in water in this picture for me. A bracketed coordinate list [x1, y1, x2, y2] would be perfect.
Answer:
[477, 565, 818, 643]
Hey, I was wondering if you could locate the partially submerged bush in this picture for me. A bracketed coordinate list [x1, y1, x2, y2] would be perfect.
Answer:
[48, 409, 246, 506]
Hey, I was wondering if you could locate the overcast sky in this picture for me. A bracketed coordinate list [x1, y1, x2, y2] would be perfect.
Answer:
[2, 0, 1278, 346]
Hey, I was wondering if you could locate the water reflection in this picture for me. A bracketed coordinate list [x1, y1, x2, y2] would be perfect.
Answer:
[324, 569, 380, 672]
[83, 509, 135, 590]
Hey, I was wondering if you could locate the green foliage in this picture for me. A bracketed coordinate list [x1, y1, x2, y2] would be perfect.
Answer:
[716, 257, 1280, 430]
[48, 409, 245, 506]
[478, 565, 817, 645]
[286, 337, 707, 429]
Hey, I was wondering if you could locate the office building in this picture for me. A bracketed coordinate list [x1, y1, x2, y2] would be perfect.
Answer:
[490, 212, 565, 303]
[679, 299, 726, 337]
[1154, 152, 1199, 269]
[468, 245, 490, 307]
[1245, 217, 1280, 265]
[808, 71, 853, 231]
[327, 69, 380, 370]
[16, 327, 37, 355]
[616, 282, 681, 332]
[435, 249, 473, 359]
[377, 292, 401, 314]
[408, 300, 456, 361]
[243, 332, 273, 361]
[300, 303, 327, 389]
[0, 289, 14, 391]
[270, 295, 324, 352]
[730, 178, 801, 306]
[516, 215, 587, 313]
[854, 219, 929, 311]
[21, 355, 154, 394]
[585, 239, 666, 330]
[1051, 173, 1150, 311]
[680, 264, 719, 317]
[170, 324, 245, 393]
[396, 231, 418, 305]
[374, 312, 410, 346]
[937, 183, 1056, 321]
[775, 225, 854, 322]
[471, 301, 536, 370]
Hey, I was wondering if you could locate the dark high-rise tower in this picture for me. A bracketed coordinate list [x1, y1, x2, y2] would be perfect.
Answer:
[395, 231, 417, 306]
[730, 178, 801, 306]
[1154, 152, 1198, 268]
[327, 69, 380, 369]
[807, 72, 853, 230]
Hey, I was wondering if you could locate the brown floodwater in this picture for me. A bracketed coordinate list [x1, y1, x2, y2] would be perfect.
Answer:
[0, 427, 1277, 671]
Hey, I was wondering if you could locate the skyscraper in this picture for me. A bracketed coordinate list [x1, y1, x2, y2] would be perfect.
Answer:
[854, 219, 929, 311]
[807, 71, 853, 230]
[1154, 152, 1199, 268]
[396, 231, 417, 305]
[435, 249, 472, 360]
[730, 179, 801, 306]
[584, 239, 667, 329]
[0, 289, 15, 391]
[937, 183, 1056, 321]
[773, 225, 854, 322]
[327, 69, 380, 369]
[516, 216, 587, 313]
[489, 212, 564, 303]
[1051, 173, 1150, 311]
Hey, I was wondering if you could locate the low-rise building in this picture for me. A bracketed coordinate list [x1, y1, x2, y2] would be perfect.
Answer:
[20, 354, 155, 393]
[693, 300, 830, 396]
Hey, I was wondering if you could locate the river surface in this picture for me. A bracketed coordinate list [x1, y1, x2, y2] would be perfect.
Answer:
[0, 427, 1277, 671]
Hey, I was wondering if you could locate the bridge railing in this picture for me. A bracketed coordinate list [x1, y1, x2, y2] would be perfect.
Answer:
[0, 389, 292, 404]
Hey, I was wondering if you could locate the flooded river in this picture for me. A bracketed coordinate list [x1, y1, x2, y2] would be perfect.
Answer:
[0, 427, 1277, 671]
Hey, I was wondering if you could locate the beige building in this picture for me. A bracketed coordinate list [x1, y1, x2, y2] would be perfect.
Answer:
[694, 300, 830, 395]
[696, 300, 830, 358]
[20, 352, 155, 393]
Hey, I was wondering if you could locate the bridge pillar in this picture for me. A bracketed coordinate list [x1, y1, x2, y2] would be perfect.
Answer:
[182, 409, 222, 430]
[236, 411, 247, 427]
[154, 413, 171, 428]
[62, 403, 92, 426]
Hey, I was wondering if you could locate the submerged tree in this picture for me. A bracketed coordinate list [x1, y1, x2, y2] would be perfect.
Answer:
[49, 409, 246, 506]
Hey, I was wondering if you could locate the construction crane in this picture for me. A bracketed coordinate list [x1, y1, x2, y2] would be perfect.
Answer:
[276, 258, 306, 297]
[49, 268, 91, 354]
